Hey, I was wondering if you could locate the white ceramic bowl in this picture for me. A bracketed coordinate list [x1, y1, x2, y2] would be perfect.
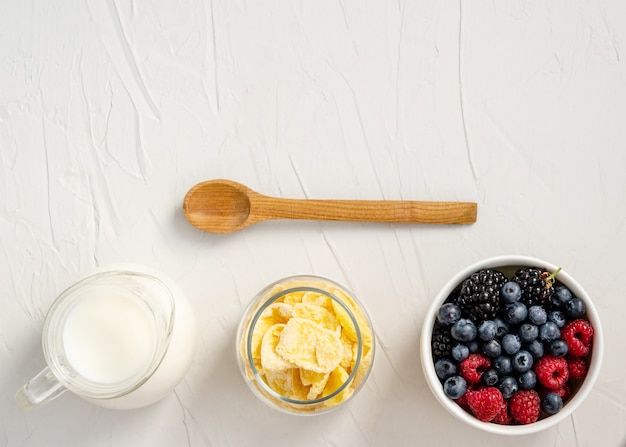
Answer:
[420, 255, 604, 435]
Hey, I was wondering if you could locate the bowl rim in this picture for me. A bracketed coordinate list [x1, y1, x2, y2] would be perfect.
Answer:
[420, 255, 604, 436]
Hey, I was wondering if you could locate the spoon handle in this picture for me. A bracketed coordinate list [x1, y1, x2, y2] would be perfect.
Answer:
[252, 197, 477, 225]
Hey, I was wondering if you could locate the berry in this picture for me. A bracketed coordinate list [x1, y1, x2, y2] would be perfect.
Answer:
[443, 375, 467, 399]
[499, 375, 518, 399]
[501, 281, 522, 304]
[482, 369, 500, 387]
[561, 319, 594, 357]
[504, 302, 528, 324]
[432, 325, 454, 361]
[518, 370, 537, 390]
[452, 343, 470, 362]
[482, 339, 502, 358]
[549, 339, 569, 358]
[502, 334, 521, 355]
[510, 390, 541, 424]
[541, 392, 563, 415]
[518, 323, 539, 343]
[568, 356, 588, 381]
[478, 320, 498, 341]
[456, 392, 470, 410]
[435, 358, 457, 381]
[548, 310, 566, 328]
[528, 305, 547, 325]
[493, 355, 513, 376]
[539, 321, 560, 342]
[565, 297, 586, 318]
[512, 350, 534, 373]
[466, 387, 505, 422]
[451, 318, 477, 342]
[455, 269, 507, 322]
[535, 356, 569, 390]
[512, 267, 556, 308]
[550, 285, 572, 309]
[492, 401, 512, 425]
[550, 383, 572, 400]
[466, 340, 480, 353]
[526, 340, 544, 360]
[494, 317, 509, 338]
[438, 303, 462, 325]
[459, 353, 491, 384]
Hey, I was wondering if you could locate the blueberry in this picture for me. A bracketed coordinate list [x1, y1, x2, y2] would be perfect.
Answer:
[528, 305, 547, 325]
[565, 297, 586, 318]
[526, 340, 544, 359]
[501, 281, 522, 304]
[493, 355, 513, 375]
[482, 369, 500, 387]
[512, 350, 533, 372]
[452, 343, 470, 362]
[494, 317, 510, 338]
[443, 375, 467, 400]
[482, 339, 502, 358]
[539, 321, 561, 342]
[435, 358, 457, 381]
[504, 302, 528, 324]
[478, 320, 498, 341]
[437, 303, 462, 325]
[499, 375, 518, 399]
[466, 340, 480, 353]
[502, 334, 521, 355]
[518, 323, 539, 343]
[551, 285, 572, 309]
[548, 310, 567, 328]
[451, 319, 477, 342]
[550, 339, 569, 357]
[542, 392, 563, 415]
[518, 370, 537, 390]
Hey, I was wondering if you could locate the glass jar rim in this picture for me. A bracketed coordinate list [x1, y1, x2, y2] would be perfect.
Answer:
[246, 284, 363, 406]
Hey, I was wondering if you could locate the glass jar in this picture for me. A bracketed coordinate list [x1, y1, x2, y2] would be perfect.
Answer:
[236, 275, 375, 415]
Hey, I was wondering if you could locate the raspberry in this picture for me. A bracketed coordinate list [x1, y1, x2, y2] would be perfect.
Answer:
[466, 387, 504, 422]
[459, 353, 491, 384]
[492, 401, 512, 425]
[510, 389, 541, 424]
[553, 383, 572, 401]
[535, 356, 569, 389]
[568, 356, 589, 381]
[539, 382, 571, 401]
[456, 392, 471, 411]
[561, 319, 594, 357]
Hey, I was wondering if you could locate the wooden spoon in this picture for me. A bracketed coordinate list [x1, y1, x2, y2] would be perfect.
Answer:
[182, 179, 477, 233]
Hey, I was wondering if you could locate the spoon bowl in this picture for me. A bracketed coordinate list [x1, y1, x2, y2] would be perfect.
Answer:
[183, 179, 477, 233]
[184, 180, 254, 233]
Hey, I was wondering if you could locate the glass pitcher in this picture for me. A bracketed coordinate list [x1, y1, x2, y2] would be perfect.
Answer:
[16, 265, 197, 410]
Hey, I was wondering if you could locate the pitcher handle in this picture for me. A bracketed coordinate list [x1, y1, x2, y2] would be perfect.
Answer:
[16, 366, 67, 410]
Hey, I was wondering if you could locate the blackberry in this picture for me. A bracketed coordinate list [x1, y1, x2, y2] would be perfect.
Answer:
[511, 267, 556, 308]
[454, 269, 507, 322]
[431, 325, 454, 361]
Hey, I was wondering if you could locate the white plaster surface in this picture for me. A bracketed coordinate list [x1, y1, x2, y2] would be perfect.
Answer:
[1, 0, 626, 445]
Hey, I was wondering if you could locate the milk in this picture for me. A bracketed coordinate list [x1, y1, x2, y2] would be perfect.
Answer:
[72, 265, 197, 410]
[63, 294, 158, 385]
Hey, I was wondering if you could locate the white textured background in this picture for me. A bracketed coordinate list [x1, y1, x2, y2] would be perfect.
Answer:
[2, 1, 626, 446]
